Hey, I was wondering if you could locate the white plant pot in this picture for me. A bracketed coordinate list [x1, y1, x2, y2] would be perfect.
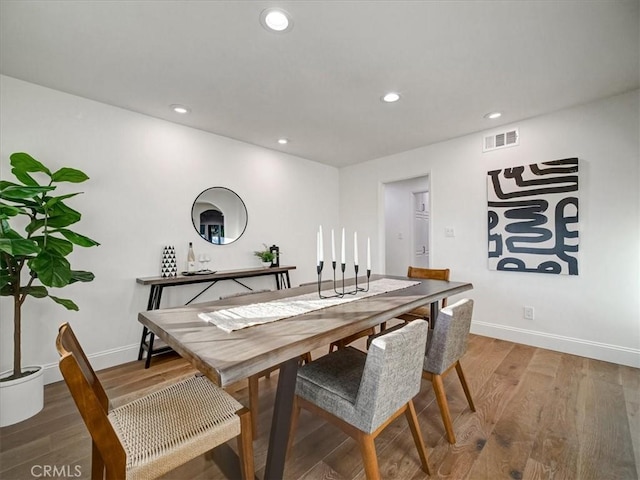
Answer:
[261, 262, 271, 268]
[0, 366, 44, 427]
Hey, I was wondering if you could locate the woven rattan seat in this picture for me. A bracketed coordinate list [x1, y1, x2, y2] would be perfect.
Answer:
[56, 323, 254, 480]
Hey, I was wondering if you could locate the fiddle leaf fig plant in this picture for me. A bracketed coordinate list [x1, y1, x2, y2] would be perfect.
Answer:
[0, 152, 100, 381]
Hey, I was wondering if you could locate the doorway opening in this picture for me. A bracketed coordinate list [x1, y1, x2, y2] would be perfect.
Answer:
[383, 176, 430, 276]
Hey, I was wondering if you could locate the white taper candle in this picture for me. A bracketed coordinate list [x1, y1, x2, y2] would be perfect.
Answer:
[341, 228, 346, 264]
[367, 237, 371, 271]
[331, 229, 335, 262]
[354, 231, 358, 265]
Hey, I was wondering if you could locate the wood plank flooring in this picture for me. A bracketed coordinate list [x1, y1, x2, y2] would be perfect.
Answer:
[1, 334, 638, 479]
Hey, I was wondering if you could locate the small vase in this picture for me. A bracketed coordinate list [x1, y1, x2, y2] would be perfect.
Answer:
[161, 246, 178, 277]
[261, 261, 271, 268]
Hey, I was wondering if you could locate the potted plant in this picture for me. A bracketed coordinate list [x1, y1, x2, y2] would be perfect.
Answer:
[0, 152, 99, 426]
[253, 244, 275, 268]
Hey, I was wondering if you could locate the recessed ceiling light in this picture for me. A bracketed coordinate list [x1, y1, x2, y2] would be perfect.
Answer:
[171, 104, 190, 114]
[484, 112, 502, 119]
[260, 8, 293, 32]
[278, 138, 289, 145]
[382, 92, 401, 103]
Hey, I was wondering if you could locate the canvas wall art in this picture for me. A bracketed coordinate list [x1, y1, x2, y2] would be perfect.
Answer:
[487, 158, 579, 275]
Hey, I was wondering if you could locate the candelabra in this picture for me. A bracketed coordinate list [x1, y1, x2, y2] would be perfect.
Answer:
[316, 260, 370, 299]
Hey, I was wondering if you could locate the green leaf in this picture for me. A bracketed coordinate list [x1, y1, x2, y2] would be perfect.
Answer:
[29, 250, 72, 287]
[0, 203, 22, 217]
[10, 152, 52, 176]
[49, 295, 79, 311]
[0, 237, 40, 256]
[27, 203, 81, 233]
[51, 168, 89, 183]
[58, 229, 100, 247]
[12, 169, 39, 187]
[46, 202, 82, 228]
[22, 285, 48, 298]
[34, 235, 73, 256]
[0, 185, 54, 200]
[69, 270, 95, 283]
[45, 193, 81, 209]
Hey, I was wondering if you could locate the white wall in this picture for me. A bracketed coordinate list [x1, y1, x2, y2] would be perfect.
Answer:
[341, 90, 640, 367]
[0, 75, 339, 383]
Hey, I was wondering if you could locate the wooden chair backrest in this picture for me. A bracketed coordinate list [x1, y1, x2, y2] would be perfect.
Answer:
[407, 267, 451, 307]
[56, 323, 126, 476]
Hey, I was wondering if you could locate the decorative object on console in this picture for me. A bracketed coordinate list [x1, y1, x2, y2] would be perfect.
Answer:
[316, 226, 371, 299]
[254, 244, 275, 268]
[187, 242, 196, 273]
[488, 158, 579, 275]
[161, 245, 178, 277]
[198, 253, 211, 271]
[269, 244, 279, 267]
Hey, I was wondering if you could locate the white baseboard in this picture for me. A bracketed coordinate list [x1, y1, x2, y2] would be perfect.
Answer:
[43, 344, 140, 385]
[472, 321, 640, 368]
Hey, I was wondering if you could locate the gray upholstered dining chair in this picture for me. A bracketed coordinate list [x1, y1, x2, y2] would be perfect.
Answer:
[289, 320, 430, 479]
[423, 297, 476, 444]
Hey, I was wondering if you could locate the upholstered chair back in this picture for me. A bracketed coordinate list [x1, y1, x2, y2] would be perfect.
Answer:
[354, 319, 428, 433]
[424, 298, 474, 375]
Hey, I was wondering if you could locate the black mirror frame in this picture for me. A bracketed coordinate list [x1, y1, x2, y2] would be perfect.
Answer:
[191, 187, 248, 245]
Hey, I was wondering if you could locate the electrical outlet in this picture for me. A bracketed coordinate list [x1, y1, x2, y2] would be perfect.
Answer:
[445, 227, 455, 238]
[524, 306, 534, 320]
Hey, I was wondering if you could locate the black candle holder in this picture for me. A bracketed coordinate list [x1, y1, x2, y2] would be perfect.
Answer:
[316, 260, 370, 299]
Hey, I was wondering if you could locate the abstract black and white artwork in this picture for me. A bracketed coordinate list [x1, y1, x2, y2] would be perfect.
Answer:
[488, 158, 579, 275]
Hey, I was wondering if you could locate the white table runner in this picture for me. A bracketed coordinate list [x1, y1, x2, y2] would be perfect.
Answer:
[199, 278, 421, 332]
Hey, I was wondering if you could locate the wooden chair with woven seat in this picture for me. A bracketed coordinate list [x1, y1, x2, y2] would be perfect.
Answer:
[395, 266, 451, 326]
[220, 289, 311, 438]
[289, 320, 431, 480]
[56, 323, 254, 480]
[423, 298, 476, 444]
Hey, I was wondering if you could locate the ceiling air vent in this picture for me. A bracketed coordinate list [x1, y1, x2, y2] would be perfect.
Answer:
[483, 128, 519, 152]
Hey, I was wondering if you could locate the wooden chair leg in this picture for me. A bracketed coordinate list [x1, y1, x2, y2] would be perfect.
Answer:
[357, 432, 381, 480]
[90, 441, 105, 480]
[287, 396, 302, 458]
[404, 400, 430, 475]
[248, 374, 259, 438]
[454, 360, 476, 412]
[236, 407, 255, 480]
[432, 373, 457, 444]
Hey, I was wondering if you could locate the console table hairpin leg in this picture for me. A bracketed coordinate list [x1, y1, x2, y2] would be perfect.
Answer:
[137, 267, 294, 368]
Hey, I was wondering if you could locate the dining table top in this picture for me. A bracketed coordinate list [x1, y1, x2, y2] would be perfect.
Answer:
[137, 274, 473, 387]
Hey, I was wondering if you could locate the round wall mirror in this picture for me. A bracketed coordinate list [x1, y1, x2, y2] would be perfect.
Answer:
[191, 187, 248, 244]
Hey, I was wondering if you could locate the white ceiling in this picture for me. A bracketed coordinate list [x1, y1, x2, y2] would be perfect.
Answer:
[1, 1, 638, 168]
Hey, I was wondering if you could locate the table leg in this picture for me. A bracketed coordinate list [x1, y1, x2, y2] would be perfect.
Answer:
[139, 285, 163, 366]
[264, 357, 299, 479]
[430, 301, 440, 328]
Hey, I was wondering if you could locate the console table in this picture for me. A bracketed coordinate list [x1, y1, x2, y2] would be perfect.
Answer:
[136, 265, 296, 367]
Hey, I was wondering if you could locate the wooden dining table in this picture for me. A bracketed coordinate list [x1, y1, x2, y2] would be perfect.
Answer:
[138, 274, 473, 479]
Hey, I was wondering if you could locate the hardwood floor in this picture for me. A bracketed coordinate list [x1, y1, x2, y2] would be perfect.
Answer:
[1, 334, 638, 479]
